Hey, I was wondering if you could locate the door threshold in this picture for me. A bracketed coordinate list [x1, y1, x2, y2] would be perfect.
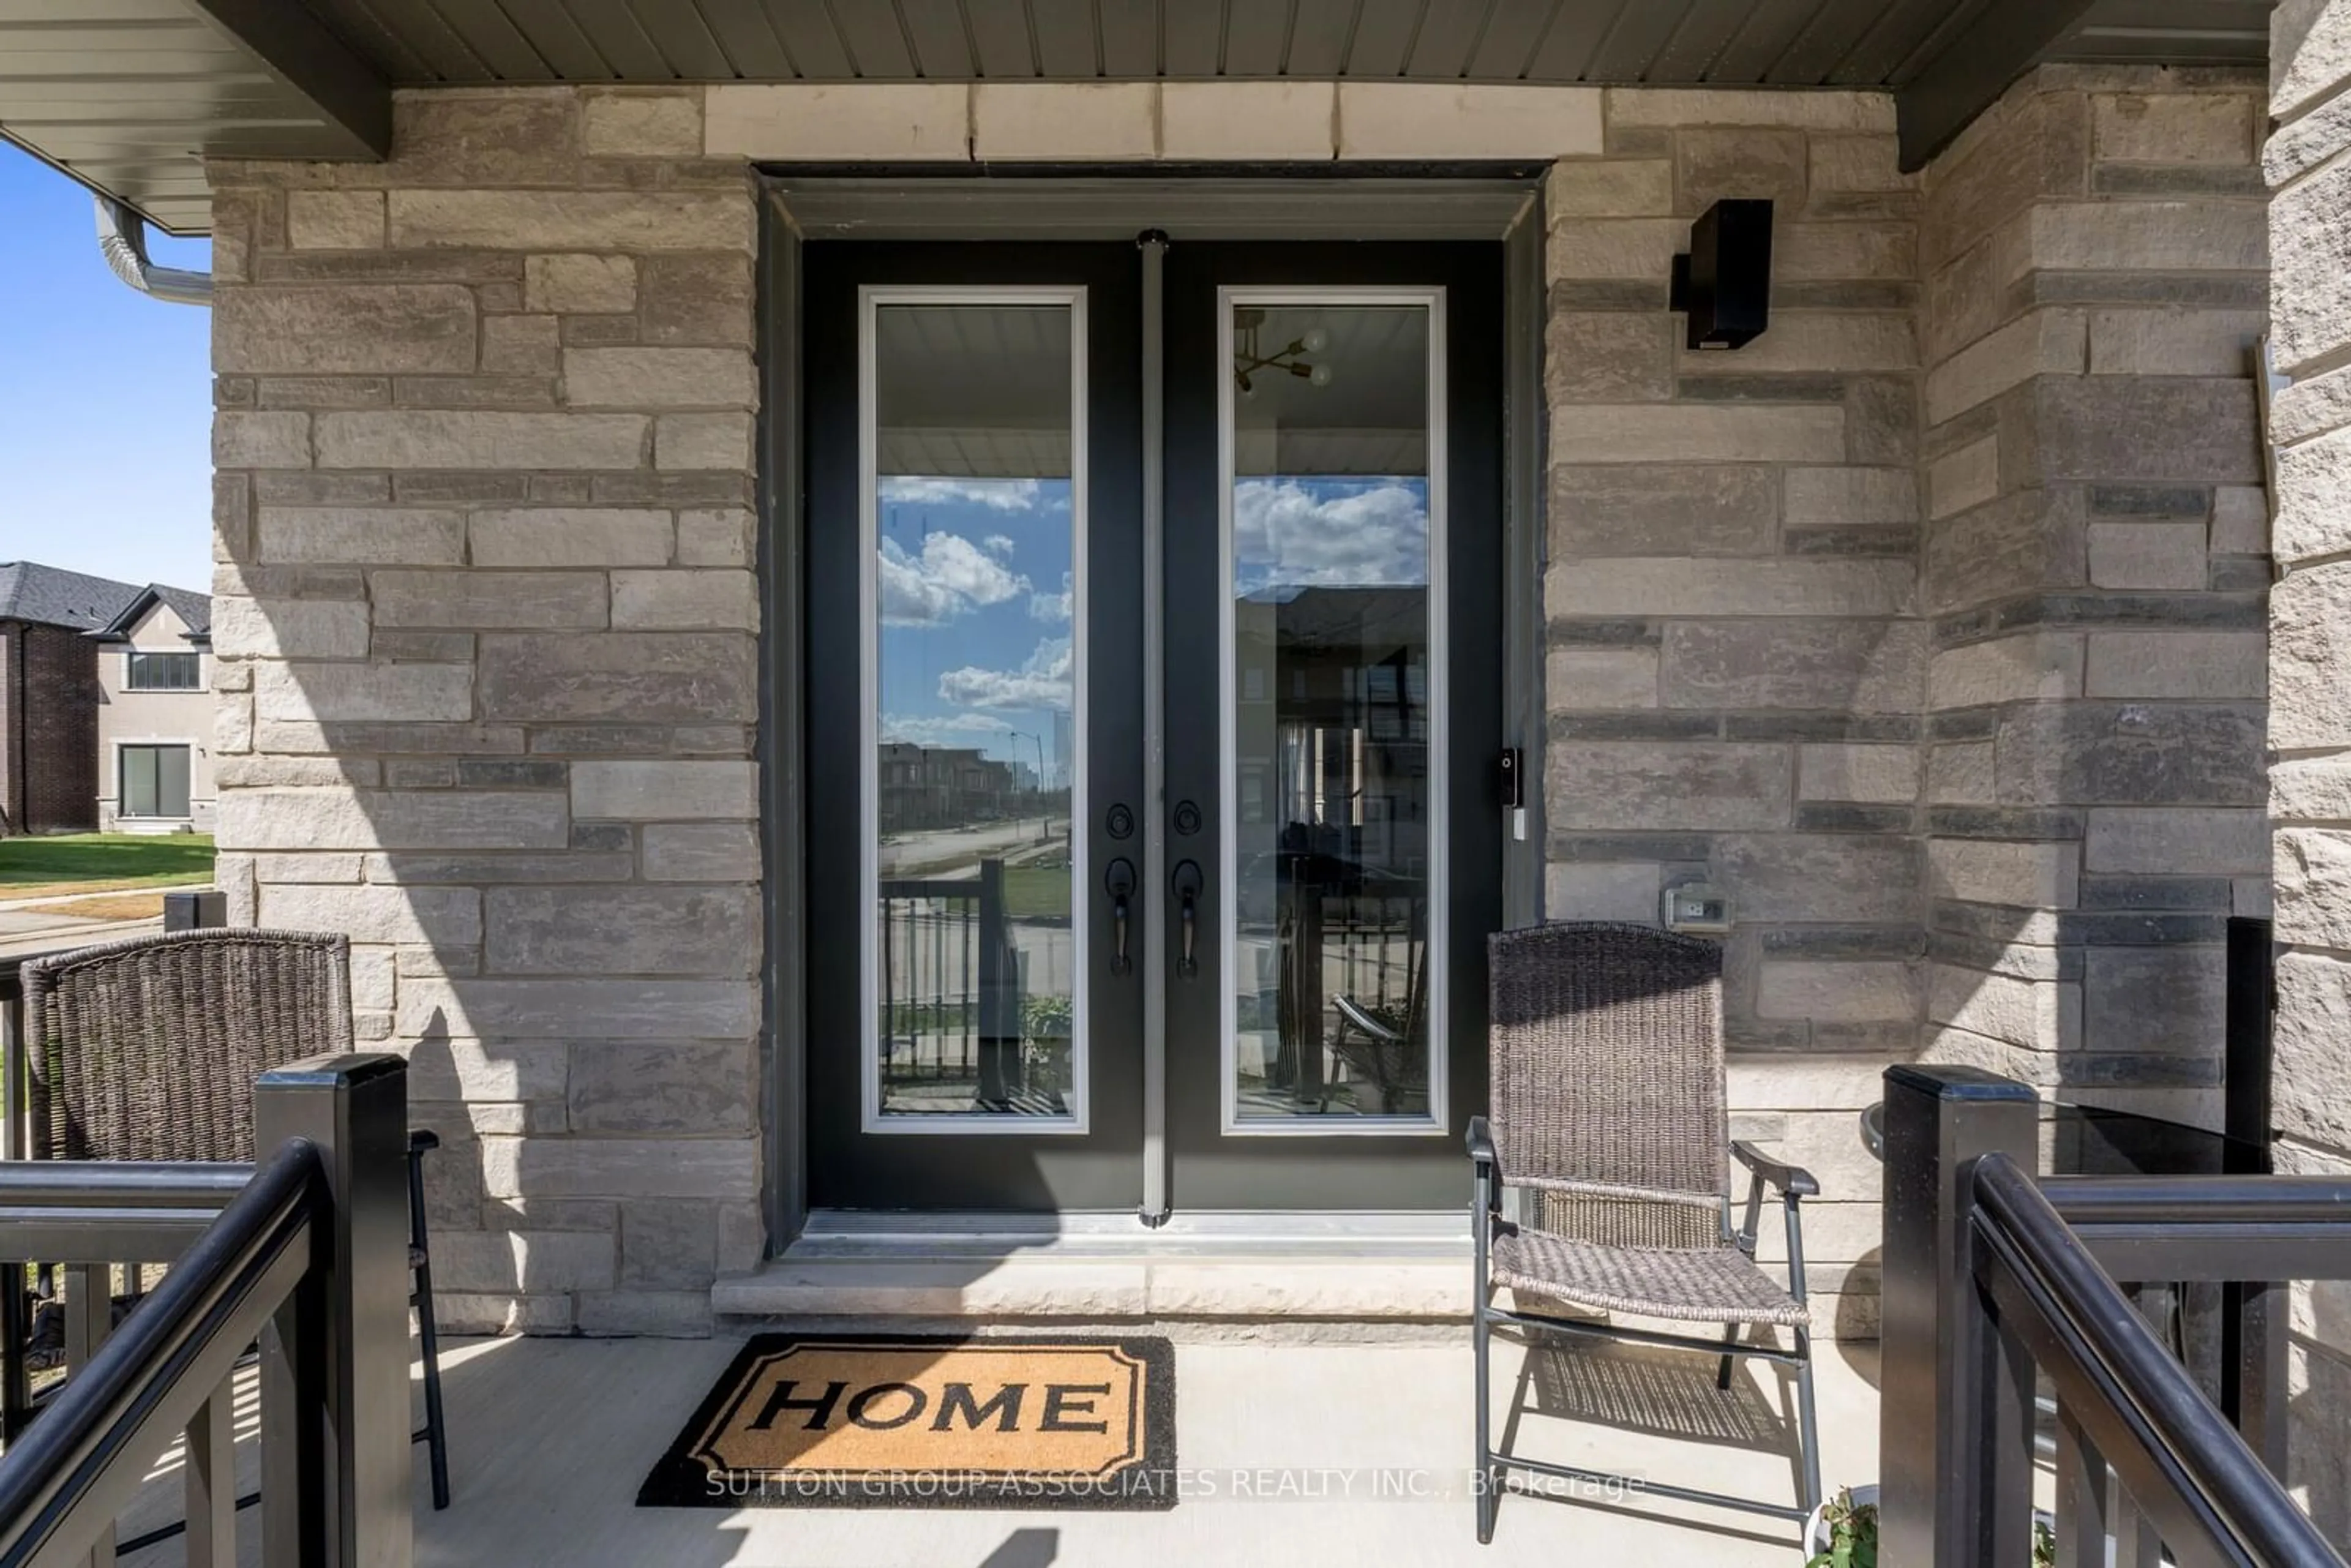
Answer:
[789, 1207, 1469, 1256]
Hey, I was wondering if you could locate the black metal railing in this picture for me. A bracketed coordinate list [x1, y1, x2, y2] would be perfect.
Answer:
[1882, 1063, 2351, 1567]
[0, 1054, 414, 1567]
[877, 860, 1027, 1103]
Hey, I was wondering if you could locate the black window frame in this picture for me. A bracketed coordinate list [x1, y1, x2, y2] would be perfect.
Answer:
[118, 743, 193, 819]
[124, 650, 203, 692]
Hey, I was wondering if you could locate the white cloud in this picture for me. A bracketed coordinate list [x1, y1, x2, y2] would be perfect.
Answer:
[1030, 571, 1073, 624]
[877, 531, 1032, 625]
[1232, 478, 1429, 593]
[880, 476, 1044, 512]
[983, 535, 1017, 557]
[882, 711, 1014, 745]
[938, 638, 1073, 712]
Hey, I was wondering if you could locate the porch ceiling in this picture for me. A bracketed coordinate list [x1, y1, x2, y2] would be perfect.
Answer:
[0, 0, 2273, 236]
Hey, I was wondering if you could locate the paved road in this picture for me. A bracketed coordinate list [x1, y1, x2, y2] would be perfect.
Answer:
[880, 817, 1065, 877]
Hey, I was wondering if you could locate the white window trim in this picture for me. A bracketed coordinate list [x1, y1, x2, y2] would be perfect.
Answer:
[110, 736, 201, 820]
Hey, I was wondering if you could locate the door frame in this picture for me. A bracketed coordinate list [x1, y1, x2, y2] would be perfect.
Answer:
[756, 168, 1553, 1250]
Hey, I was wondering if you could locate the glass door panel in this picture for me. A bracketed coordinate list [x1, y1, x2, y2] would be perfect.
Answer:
[1222, 292, 1445, 1133]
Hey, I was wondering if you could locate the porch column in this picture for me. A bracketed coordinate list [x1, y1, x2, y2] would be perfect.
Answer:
[2266, 0, 2351, 1544]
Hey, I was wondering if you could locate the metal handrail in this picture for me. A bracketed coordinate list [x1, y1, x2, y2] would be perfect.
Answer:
[1970, 1153, 2342, 1568]
[0, 1138, 320, 1566]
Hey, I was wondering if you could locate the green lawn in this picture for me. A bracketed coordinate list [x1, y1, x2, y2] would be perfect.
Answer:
[1002, 863, 1073, 921]
[0, 833, 217, 899]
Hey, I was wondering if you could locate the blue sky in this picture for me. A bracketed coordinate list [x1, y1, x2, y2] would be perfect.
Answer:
[0, 144, 214, 594]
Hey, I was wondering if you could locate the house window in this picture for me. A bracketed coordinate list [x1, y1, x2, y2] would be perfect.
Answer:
[124, 651, 201, 691]
[120, 745, 192, 819]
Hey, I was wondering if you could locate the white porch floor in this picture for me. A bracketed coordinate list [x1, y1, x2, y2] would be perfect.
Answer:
[111, 1328, 1883, 1567]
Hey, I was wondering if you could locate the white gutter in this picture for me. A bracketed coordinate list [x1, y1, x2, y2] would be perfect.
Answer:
[94, 196, 211, 307]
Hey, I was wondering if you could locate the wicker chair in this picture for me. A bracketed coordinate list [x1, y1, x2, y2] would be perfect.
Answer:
[1469, 922, 1820, 1544]
[18, 928, 451, 1513]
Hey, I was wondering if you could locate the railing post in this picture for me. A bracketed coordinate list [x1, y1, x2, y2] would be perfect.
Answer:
[253, 1054, 412, 1568]
[1880, 1063, 2039, 1567]
[975, 858, 1013, 1104]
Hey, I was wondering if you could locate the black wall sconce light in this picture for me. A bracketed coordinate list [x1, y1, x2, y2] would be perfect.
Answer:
[1669, 198, 1774, 351]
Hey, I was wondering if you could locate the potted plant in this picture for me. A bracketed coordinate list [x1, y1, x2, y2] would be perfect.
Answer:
[1806, 1488, 2055, 1567]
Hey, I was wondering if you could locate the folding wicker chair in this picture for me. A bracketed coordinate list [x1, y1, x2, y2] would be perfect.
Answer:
[1469, 921, 1820, 1544]
[17, 928, 451, 1516]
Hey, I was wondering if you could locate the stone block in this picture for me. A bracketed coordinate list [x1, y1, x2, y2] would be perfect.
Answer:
[2274, 426, 2351, 565]
[705, 83, 969, 159]
[1607, 89, 1894, 132]
[638, 251, 753, 347]
[255, 507, 463, 565]
[433, 1229, 617, 1294]
[487, 885, 758, 975]
[2028, 199, 2267, 274]
[1546, 219, 1687, 280]
[642, 822, 760, 882]
[2083, 945, 2226, 1056]
[654, 412, 754, 471]
[1544, 312, 1670, 403]
[1662, 619, 1925, 713]
[1926, 310, 2085, 427]
[209, 596, 370, 659]
[479, 632, 754, 723]
[1927, 964, 2079, 1053]
[1994, 703, 2266, 806]
[2270, 363, 2351, 449]
[2084, 808, 2268, 875]
[1785, 467, 1916, 526]
[215, 411, 312, 469]
[1925, 489, 2088, 614]
[581, 89, 702, 156]
[217, 788, 568, 851]
[1543, 160, 1674, 217]
[2084, 631, 2267, 699]
[1543, 862, 1662, 922]
[372, 570, 607, 629]
[1161, 82, 1335, 160]
[675, 508, 754, 568]
[1545, 743, 1790, 830]
[610, 568, 755, 629]
[1716, 834, 1920, 923]
[482, 1133, 759, 1200]
[315, 411, 648, 470]
[621, 1199, 718, 1289]
[258, 882, 481, 948]
[2088, 307, 2263, 377]
[2087, 521, 2209, 588]
[569, 1042, 756, 1134]
[1544, 647, 1657, 710]
[2035, 377, 2262, 484]
[2093, 91, 2253, 163]
[2273, 565, 2351, 749]
[481, 315, 561, 375]
[524, 254, 636, 314]
[571, 759, 756, 820]
[1775, 222, 1914, 281]
[1926, 838, 2080, 909]
[972, 83, 1155, 160]
[1547, 464, 1776, 555]
[2270, 950, 2351, 1149]
[1340, 84, 1602, 159]
[1810, 134, 1909, 193]
[253, 659, 473, 723]
[1799, 744, 1919, 803]
[563, 347, 753, 410]
[1925, 425, 2004, 522]
[1677, 127, 1807, 208]
[387, 190, 754, 253]
[1756, 961, 1919, 1022]
[1547, 558, 1911, 618]
[2278, 829, 2351, 950]
[286, 190, 385, 250]
[1930, 741, 1999, 805]
[470, 508, 672, 568]
[2275, 0, 2351, 118]
[400, 981, 759, 1045]
[1929, 634, 2084, 710]
[2274, 754, 2351, 822]
[216, 287, 475, 376]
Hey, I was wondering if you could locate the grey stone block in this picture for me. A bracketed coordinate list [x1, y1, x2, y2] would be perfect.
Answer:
[216, 286, 476, 376]
[1543, 312, 1671, 402]
[621, 1199, 718, 1289]
[642, 822, 762, 881]
[1993, 703, 2265, 806]
[639, 252, 755, 345]
[485, 885, 759, 975]
[1716, 835, 1921, 923]
[1662, 619, 1925, 713]
[372, 570, 608, 629]
[2034, 377, 2265, 484]
[2083, 945, 2226, 1056]
[1546, 743, 1791, 830]
[568, 1042, 757, 1134]
[398, 979, 760, 1041]
[1548, 463, 1777, 557]
[478, 632, 756, 722]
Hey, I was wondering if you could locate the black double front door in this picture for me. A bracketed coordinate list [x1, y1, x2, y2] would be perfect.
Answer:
[803, 239, 1501, 1217]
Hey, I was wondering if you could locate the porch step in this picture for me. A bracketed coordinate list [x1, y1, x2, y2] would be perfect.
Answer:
[712, 1210, 1472, 1327]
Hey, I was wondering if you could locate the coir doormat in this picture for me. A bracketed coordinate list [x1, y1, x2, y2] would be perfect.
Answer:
[639, 1334, 1177, 1510]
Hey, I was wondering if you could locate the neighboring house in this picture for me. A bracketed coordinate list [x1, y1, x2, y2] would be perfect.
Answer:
[0, 562, 211, 837]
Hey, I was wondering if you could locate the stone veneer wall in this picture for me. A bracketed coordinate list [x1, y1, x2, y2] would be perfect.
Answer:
[1540, 88, 1925, 1332]
[208, 88, 764, 1337]
[2267, 0, 2351, 1541]
[1916, 66, 2271, 1123]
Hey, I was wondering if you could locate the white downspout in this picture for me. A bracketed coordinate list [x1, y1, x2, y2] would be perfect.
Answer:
[94, 197, 211, 307]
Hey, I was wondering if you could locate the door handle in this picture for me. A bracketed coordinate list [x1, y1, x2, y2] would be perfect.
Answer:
[1104, 858, 1137, 976]
[1171, 860, 1204, 978]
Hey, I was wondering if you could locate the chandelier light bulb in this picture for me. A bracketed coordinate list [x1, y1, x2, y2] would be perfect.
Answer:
[1308, 363, 1333, 388]
[1302, 328, 1330, 353]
